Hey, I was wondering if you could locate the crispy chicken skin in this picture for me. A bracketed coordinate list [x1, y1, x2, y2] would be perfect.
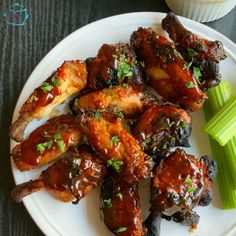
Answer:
[132, 104, 192, 155]
[144, 149, 217, 236]
[162, 12, 227, 91]
[72, 85, 156, 118]
[10, 60, 87, 142]
[12, 114, 82, 171]
[100, 176, 143, 236]
[77, 111, 152, 183]
[11, 146, 107, 203]
[130, 28, 206, 111]
[83, 43, 145, 94]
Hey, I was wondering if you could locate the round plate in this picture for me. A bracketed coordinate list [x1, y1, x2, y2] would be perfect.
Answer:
[11, 12, 236, 236]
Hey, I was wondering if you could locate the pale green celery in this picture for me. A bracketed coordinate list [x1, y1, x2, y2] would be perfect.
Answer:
[203, 101, 236, 209]
[207, 81, 231, 112]
[202, 97, 236, 146]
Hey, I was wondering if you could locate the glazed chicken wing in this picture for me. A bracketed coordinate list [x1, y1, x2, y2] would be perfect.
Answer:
[133, 104, 192, 155]
[84, 43, 145, 94]
[162, 12, 227, 91]
[72, 85, 156, 118]
[130, 28, 206, 111]
[12, 114, 82, 171]
[100, 176, 143, 236]
[10, 60, 87, 142]
[144, 149, 217, 236]
[77, 111, 152, 183]
[11, 146, 107, 203]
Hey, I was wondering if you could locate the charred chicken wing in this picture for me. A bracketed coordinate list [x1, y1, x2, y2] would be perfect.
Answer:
[162, 12, 227, 91]
[72, 85, 156, 118]
[84, 43, 145, 93]
[11, 146, 107, 203]
[130, 28, 206, 111]
[10, 60, 87, 142]
[12, 114, 82, 171]
[144, 149, 217, 236]
[77, 111, 152, 183]
[100, 176, 143, 236]
[133, 104, 192, 155]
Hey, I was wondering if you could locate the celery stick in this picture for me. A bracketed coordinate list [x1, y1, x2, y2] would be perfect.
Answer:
[202, 97, 236, 146]
[204, 101, 236, 209]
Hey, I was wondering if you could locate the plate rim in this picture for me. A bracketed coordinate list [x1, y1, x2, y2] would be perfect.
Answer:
[10, 11, 236, 236]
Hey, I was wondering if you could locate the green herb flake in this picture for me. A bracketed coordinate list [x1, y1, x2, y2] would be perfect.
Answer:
[162, 143, 167, 150]
[116, 192, 123, 200]
[116, 227, 127, 233]
[107, 158, 123, 172]
[141, 138, 151, 150]
[140, 61, 145, 68]
[52, 77, 61, 87]
[123, 83, 129, 88]
[116, 111, 124, 119]
[54, 133, 62, 140]
[181, 122, 187, 129]
[95, 111, 101, 120]
[193, 67, 205, 85]
[116, 54, 133, 80]
[36, 143, 46, 154]
[57, 140, 65, 151]
[104, 198, 112, 208]
[188, 48, 198, 57]
[184, 61, 193, 70]
[167, 119, 175, 128]
[40, 82, 53, 93]
[110, 134, 120, 145]
[187, 186, 196, 194]
[184, 175, 193, 184]
[185, 81, 195, 88]
[46, 140, 54, 149]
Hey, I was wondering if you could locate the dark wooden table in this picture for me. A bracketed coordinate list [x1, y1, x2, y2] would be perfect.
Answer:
[0, 0, 235, 235]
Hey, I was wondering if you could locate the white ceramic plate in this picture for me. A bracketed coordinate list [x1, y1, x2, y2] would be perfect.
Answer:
[11, 12, 236, 236]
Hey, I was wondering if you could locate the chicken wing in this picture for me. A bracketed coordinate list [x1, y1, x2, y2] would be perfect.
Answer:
[162, 12, 227, 91]
[100, 175, 143, 236]
[77, 111, 152, 183]
[72, 85, 156, 118]
[10, 60, 87, 142]
[83, 43, 145, 94]
[12, 114, 82, 171]
[144, 149, 217, 235]
[130, 28, 206, 111]
[11, 145, 107, 203]
[132, 104, 191, 155]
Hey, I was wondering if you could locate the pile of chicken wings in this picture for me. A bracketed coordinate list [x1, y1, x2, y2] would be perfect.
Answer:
[10, 13, 225, 236]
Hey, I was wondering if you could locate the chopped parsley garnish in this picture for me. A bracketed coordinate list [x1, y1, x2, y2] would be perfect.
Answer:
[187, 186, 196, 193]
[167, 119, 175, 127]
[162, 143, 168, 150]
[116, 111, 124, 119]
[52, 77, 61, 86]
[110, 134, 120, 145]
[141, 138, 151, 150]
[140, 61, 145, 68]
[40, 82, 53, 93]
[184, 175, 193, 184]
[193, 67, 205, 85]
[116, 54, 133, 80]
[181, 122, 187, 129]
[116, 227, 127, 233]
[184, 61, 193, 70]
[104, 198, 112, 208]
[116, 192, 123, 200]
[95, 111, 101, 120]
[36, 133, 65, 154]
[185, 81, 195, 88]
[188, 48, 198, 57]
[107, 158, 123, 172]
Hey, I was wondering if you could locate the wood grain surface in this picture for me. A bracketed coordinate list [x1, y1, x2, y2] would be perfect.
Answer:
[0, 0, 235, 235]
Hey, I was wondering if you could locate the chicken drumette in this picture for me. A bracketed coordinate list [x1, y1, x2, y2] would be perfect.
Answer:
[77, 111, 153, 183]
[84, 43, 145, 94]
[72, 85, 156, 118]
[12, 114, 82, 171]
[132, 104, 192, 156]
[130, 27, 206, 111]
[11, 145, 107, 203]
[100, 176, 143, 236]
[162, 12, 227, 91]
[10, 60, 87, 142]
[144, 149, 217, 236]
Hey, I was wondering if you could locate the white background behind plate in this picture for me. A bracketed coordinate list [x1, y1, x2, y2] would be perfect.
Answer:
[10, 12, 236, 236]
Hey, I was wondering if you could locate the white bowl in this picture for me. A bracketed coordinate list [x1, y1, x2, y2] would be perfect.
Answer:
[165, 0, 236, 22]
